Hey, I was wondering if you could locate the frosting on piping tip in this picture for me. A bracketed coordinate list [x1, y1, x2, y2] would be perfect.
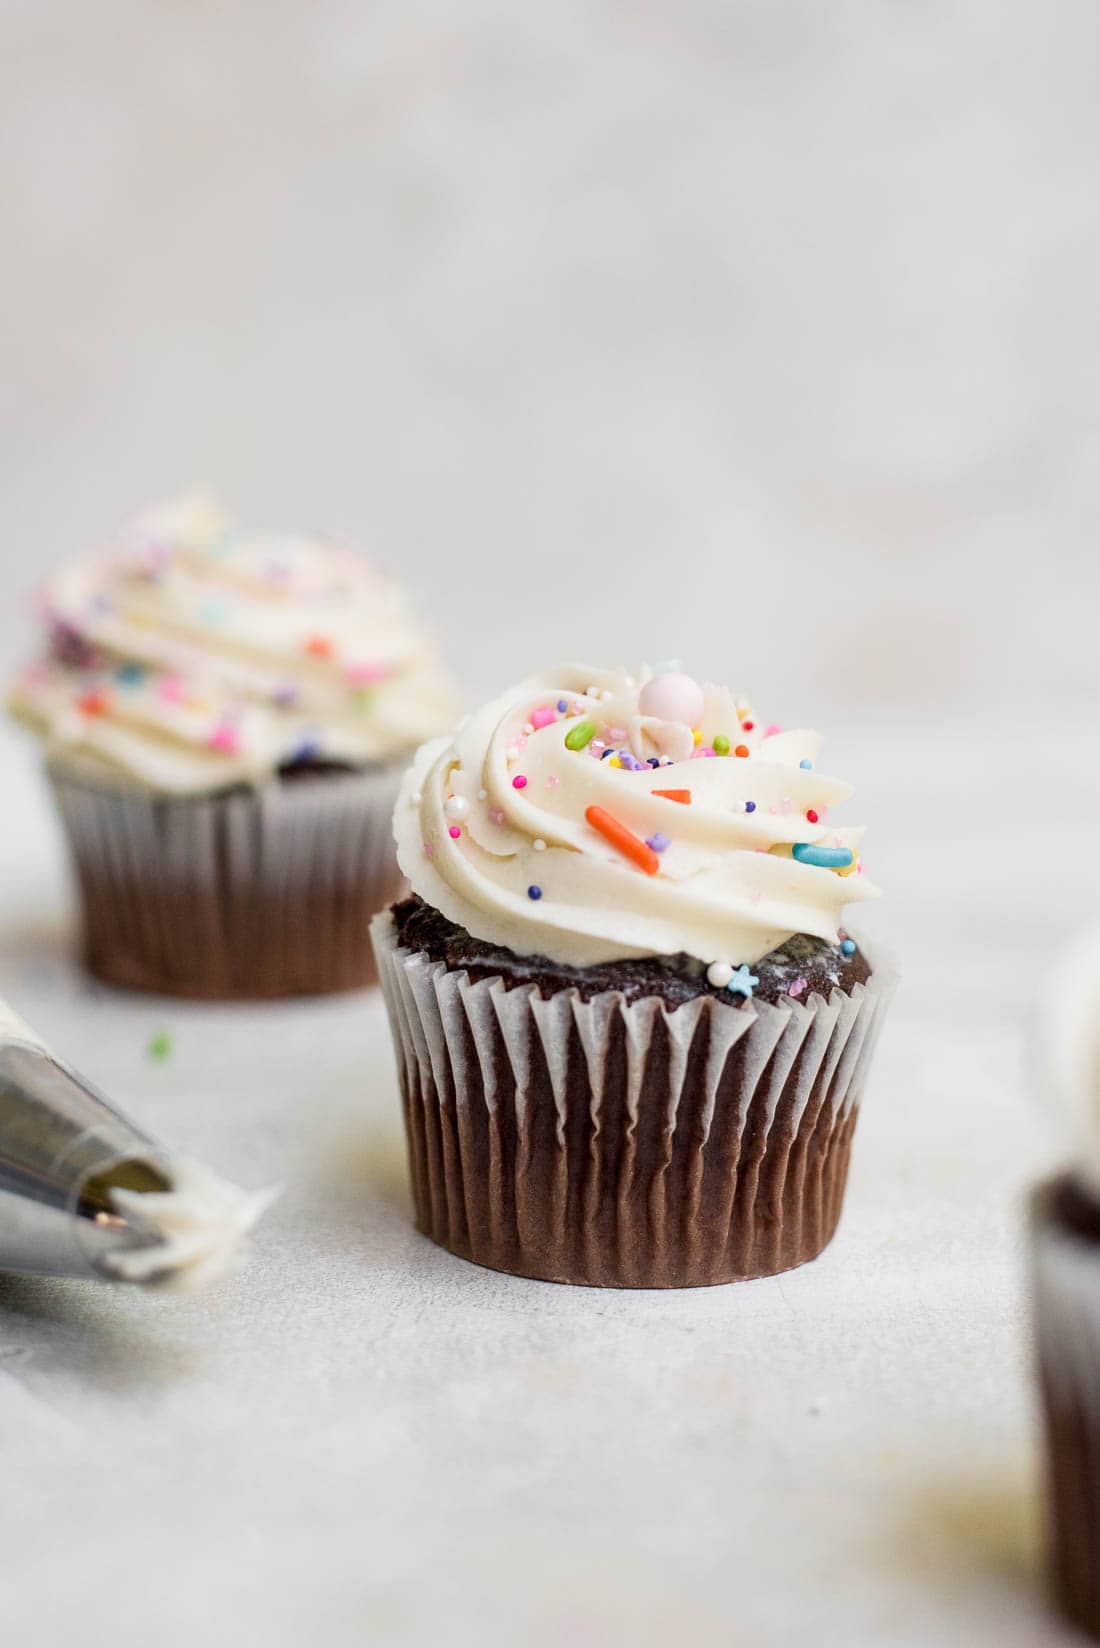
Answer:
[396, 663, 879, 970]
[105, 1160, 279, 1290]
[8, 492, 459, 794]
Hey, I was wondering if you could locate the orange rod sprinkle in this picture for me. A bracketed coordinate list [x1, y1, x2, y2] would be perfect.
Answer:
[652, 788, 691, 805]
[585, 805, 659, 876]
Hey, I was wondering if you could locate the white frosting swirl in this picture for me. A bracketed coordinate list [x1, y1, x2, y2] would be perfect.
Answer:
[396, 664, 878, 968]
[8, 493, 459, 795]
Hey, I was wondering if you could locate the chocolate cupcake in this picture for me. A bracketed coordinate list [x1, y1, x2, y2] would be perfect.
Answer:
[9, 493, 458, 998]
[1031, 930, 1100, 1638]
[372, 664, 895, 1288]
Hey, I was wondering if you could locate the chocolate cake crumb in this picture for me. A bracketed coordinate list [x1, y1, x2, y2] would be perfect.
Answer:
[392, 894, 871, 1008]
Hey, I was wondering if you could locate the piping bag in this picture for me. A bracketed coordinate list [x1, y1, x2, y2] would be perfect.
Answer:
[0, 998, 277, 1288]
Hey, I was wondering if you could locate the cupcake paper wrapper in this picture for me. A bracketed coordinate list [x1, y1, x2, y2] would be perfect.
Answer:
[1031, 1180, 1100, 1636]
[49, 761, 407, 999]
[371, 911, 896, 1288]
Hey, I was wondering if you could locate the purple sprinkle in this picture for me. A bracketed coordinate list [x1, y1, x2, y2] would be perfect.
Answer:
[556, 699, 568, 713]
[646, 832, 670, 853]
[745, 801, 756, 813]
[527, 884, 542, 900]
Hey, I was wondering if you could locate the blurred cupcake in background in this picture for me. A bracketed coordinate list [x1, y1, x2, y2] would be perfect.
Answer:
[1031, 927, 1100, 1639]
[372, 662, 895, 1288]
[8, 493, 459, 998]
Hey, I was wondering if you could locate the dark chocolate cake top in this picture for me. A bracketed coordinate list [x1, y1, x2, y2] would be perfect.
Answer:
[393, 895, 872, 1010]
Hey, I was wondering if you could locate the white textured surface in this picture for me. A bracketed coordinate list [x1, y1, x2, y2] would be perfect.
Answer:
[2, 3, 1100, 1644]
[0, 717, 1088, 1648]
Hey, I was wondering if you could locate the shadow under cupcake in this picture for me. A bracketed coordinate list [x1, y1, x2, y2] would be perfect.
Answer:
[372, 663, 895, 1288]
[9, 493, 459, 999]
[1030, 928, 1100, 1639]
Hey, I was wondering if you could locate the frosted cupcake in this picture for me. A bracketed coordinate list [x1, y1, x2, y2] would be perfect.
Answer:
[9, 494, 458, 998]
[1031, 928, 1100, 1638]
[371, 664, 895, 1288]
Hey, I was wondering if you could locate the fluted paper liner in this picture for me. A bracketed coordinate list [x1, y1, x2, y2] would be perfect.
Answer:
[1031, 1178, 1100, 1636]
[49, 761, 407, 999]
[372, 911, 895, 1287]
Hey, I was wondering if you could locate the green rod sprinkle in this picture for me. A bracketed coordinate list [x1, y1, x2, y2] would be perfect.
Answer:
[564, 719, 596, 751]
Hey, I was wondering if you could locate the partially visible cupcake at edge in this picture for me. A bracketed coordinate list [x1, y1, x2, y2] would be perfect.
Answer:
[371, 663, 895, 1288]
[8, 493, 459, 998]
[1031, 927, 1100, 1640]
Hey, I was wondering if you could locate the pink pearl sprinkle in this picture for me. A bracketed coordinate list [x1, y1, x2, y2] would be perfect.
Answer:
[347, 661, 386, 687]
[788, 978, 808, 998]
[512, 775, 527, 789]
[160, 676, 186, 704]
[209, 724, 240, 755]
[546, 774, 560, 788]
[489, 807, 505, 826]
[423, 841, 435, 859]
[530, 706, 556, 729]
[764, 723, 782, 738]
[448, 825, 461, 839]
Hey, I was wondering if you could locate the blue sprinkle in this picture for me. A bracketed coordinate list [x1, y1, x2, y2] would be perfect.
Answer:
[527, 885, 542, 900]
[646, 832, 670, 853]
[647, 758, 660, 768]
[601, 748, 613, 759]
[289, 736, 321, 765]
[115, 662, 145, 688]
[726, 964, 759, 999]
[557, 699, 568, 713]
[841, 938, 857, 956]
[744, 801, 756, 814]
[792, 843, 854, 869]
[799, 758, 813, 770]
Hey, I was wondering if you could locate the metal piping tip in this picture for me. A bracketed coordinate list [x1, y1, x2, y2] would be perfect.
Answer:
[0, 1003, 276, 1287]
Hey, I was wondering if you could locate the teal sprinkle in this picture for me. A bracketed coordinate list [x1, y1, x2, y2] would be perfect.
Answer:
[792, 843, 854, 870]
[726, 965, 759, 999]
[115, 662, 146, 688]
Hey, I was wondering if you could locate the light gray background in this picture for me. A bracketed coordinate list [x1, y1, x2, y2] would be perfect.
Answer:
[1, 5, 1099, 1645]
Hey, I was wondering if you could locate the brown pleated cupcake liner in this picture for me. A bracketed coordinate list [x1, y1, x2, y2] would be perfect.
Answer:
[371, 911, 895, 1288]
[1031, 1178, 1100, 1638]
[49, 760, 408, 999]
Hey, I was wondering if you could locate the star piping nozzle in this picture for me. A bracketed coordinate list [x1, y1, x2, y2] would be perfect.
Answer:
[0, 999, 277, 1288]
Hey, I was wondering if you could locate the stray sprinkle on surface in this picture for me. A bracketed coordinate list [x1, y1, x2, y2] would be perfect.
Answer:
[147, 1030, 173, 1062]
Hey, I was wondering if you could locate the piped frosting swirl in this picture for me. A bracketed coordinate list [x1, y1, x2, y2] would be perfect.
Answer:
[8, 493, 459, 795]
[396, 664, 878, 970]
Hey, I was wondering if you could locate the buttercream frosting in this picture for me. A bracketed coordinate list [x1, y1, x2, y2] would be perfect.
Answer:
[106, 1160, 279, 1290]
[9, 493, 459, 795]
[396, 664, 878, 970]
